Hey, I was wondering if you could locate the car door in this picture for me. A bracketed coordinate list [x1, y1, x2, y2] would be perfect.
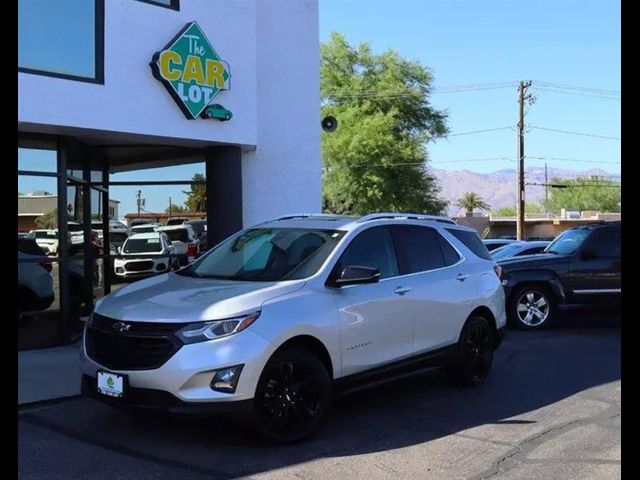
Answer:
[391, 225, 475, 353]
[567, 226, 621, 305]
[330, 226, 415, 376]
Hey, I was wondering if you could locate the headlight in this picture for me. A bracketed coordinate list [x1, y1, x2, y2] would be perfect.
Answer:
[176, 311, 261, 344]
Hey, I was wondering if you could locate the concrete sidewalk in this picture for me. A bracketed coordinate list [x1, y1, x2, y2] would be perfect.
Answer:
[18, 342, 82, 405]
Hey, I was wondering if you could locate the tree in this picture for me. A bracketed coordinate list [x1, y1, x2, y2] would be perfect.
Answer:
[183, 173, 206, 212]
[165, 203, 188, 214]
[35, 209, 57, 229]
[542, 176, 621, 214]
[493, 203, 542, 217]
[456, 192, 490, 216]
[321, 32, 448, 215]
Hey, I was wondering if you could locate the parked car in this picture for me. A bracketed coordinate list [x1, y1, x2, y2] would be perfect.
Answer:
[483, 239, 519, 251]
[18, 238, 54, 313]
[130, 218, 154, 227]
[130, 223, 161, 234]
[156, 224, 199, 265]
[30, 229, 59, 255]
[490, 241, 550, 260]
[92, 220, 130, 237]
[498, 222, 621, 330]
[113, 232, 177, 281]
[186, 219, 207, 253]
[81, 213, 506, 443]
[165, 217, 190, 226]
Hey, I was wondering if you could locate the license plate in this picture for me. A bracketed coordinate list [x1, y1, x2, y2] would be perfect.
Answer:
[97, 371, 125, 398]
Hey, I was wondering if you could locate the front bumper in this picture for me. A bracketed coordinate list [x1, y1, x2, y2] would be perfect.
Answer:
[81, 328, 275, 406]
[81, 374, 253, 415]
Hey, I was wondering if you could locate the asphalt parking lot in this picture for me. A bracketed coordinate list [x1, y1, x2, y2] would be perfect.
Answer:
[18, 310, 620, 480]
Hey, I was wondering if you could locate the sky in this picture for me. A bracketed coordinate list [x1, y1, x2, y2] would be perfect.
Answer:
[19, 0, 621, 217]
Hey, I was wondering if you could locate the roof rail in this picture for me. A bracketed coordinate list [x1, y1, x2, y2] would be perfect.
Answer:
[357, 213, 456, 225]
[271, 213, 352, 222]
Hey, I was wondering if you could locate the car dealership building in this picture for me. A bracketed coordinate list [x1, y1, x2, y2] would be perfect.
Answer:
[18, 0, 321, 345]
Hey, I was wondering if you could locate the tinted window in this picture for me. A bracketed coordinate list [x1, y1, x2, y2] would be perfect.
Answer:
[446, 229, 492, 260]
[392, 226, 445, 274]
[336, 227, 398, 279]
[162, 229, 190, 243]
[438, 234, 461, 266]
[188, 222, 206, 235]
[583, 227, 621, 259]
[110, 232, 129, 243]
[19, 0, 102, 81]
[518, 246, 546, 256]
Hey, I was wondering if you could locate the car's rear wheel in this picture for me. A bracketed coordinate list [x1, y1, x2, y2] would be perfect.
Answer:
[252, 348, 332, 444]
[446, 316, 494, 387]
[508, 285, 556, 330]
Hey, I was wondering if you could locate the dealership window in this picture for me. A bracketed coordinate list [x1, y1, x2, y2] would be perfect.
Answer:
[18, 0, 104, 83]
[134, 0, 180, 9]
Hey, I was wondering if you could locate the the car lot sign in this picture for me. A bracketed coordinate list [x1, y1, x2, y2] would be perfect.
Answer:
[151, 21, 231, 120]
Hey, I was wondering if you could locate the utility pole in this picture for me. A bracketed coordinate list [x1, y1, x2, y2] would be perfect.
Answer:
[517, 80, 533, 240]
[136, 190, 142, 218]
[544, 162, 549, 207]
[169, 196, 172, 217]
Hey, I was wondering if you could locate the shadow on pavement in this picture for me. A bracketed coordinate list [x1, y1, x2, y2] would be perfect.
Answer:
[19, 309, 621, 479]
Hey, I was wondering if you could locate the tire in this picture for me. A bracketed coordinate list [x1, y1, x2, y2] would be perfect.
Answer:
[252, 348, 332, 444]
[507, 284, 557, 330]
[447, 316, 494, 387]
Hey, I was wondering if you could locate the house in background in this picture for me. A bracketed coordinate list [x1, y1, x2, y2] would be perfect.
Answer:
[18, 192, 120, 232]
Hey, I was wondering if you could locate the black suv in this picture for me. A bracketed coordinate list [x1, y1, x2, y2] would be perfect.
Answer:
[499, 222, 621, 330]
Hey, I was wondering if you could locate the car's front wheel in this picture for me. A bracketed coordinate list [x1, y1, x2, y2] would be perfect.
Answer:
[508, 285, 556, 330]
[252, 348, 332, 444]
[446, 316, 494, 387]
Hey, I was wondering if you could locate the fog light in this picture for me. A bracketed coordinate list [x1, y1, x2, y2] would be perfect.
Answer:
[116, 267, 124, 273]
[156, 263, 167, 271]
[211, 365, 244, 393]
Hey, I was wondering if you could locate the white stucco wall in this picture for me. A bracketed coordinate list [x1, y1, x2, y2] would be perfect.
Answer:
[18, 0, 321, 226]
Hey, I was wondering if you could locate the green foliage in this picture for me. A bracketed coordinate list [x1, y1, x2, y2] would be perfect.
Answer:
[456, 192, 490, 214]
[165, 203, 189, 214]
[493, 203, 542, 217]
[543, 176, 621, 213]
[321, 32, 448, 215]
[35, 209, 57, 229]
[183, 173, 206, 212]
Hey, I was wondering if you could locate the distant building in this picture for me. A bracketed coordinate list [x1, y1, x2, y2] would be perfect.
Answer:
[455, 211, 621, 240]
[18, 194, 120, 232]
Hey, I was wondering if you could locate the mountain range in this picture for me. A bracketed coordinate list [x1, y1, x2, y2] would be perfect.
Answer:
[431, 167, 619, 217]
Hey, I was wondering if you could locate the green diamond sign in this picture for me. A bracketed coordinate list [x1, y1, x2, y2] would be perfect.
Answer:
[151, 21, 232, 120]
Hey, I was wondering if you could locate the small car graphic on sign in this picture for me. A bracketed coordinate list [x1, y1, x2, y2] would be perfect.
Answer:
[201, 104, 233, 121]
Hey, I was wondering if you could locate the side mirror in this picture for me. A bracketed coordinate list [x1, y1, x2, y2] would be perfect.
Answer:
[581, 248, 598, 260]
[330, 266, 380, 288]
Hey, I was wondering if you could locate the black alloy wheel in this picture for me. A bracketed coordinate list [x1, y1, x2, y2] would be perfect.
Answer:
[253, 348, 332, 444]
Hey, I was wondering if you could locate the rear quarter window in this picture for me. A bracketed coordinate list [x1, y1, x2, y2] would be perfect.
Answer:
[445, 228, 492, 260]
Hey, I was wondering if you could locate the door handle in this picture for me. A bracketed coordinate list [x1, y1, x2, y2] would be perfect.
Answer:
[394, 286, 411, 296]
[456, 273, 470, 281]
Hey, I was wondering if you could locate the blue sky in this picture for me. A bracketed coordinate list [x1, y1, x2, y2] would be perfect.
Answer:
[20, 0, 620, 217]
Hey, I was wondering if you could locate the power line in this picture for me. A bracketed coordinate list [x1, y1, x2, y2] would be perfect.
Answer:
[529, 126, 621, 141]
[527, 182, 621, 188]
[531, 87, 621, 101]
[448, 126, 515, 136]
[532, 81, 620, 96]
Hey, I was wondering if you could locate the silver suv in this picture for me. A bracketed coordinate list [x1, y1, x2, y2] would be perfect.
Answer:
[81, 213, 506, 443]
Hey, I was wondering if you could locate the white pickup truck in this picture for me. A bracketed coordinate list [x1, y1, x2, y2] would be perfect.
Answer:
[156, 224, 199, 266]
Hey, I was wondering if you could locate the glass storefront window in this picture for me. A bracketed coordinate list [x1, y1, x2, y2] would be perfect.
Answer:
[18, 0, 103, 82]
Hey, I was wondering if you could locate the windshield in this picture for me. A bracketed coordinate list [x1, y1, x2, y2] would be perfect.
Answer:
[123, 237, 163, 253]
[163, 229, 190, 243]
[490, 243, 524, 260]
[178, 227, 346, 282]
[545, 228, 591, 255]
